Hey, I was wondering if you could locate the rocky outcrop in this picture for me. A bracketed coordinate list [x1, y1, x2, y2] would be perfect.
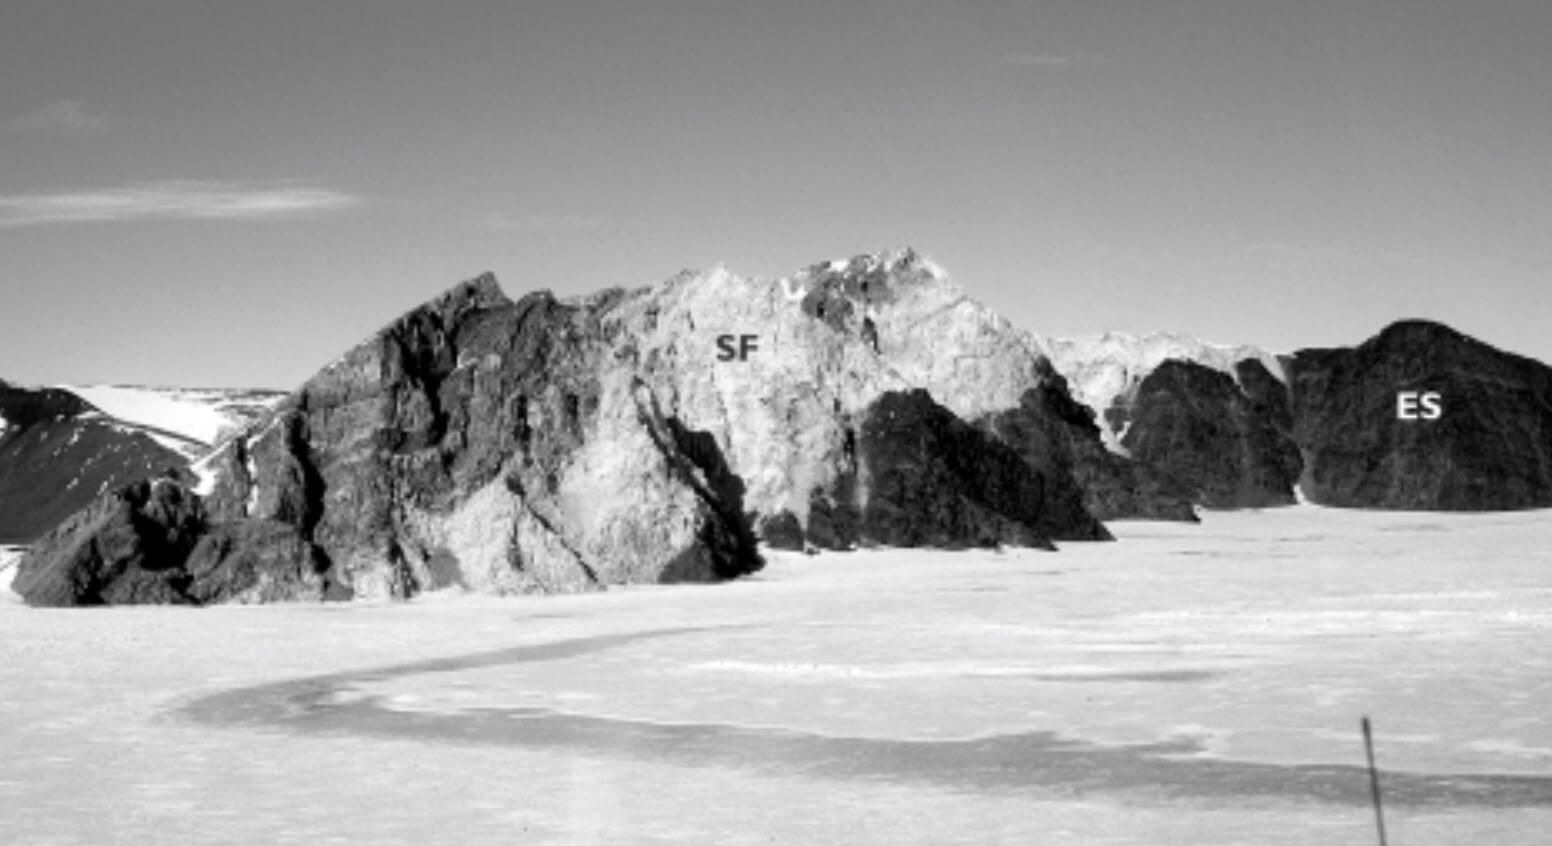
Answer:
[1287, 320, 1552, 510]
[1043, 331, 1285, 454]
[14, 478, 207, 606]
[980, 368, 1198, 523]
[15, 251, 1136, 605]
[1037, 330, 1295, 517]
[852, 389, 1101, 548]
[611, 251, 1116, 552]
[181, 275, 766, 602]
[1064, 319, 1552, 513]
[1120, 360, 1302, 509]
[765, 387, 1112, 552]
[13, 476, 344, 606]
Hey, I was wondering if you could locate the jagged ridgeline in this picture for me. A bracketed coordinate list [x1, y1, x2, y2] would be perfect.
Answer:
[19, 252, 1552, 606]
[16, 251, 1130, 606]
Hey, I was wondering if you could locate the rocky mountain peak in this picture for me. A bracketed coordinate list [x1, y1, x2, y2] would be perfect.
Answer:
[16, 251, 1126, 605]
[416, 271, 511, 321]
[802, 246, 946, 283]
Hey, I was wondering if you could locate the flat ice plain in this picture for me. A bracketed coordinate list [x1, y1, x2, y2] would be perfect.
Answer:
[3, 506, 1550, 845]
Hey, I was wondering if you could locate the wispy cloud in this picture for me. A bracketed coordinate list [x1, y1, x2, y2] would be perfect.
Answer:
[479, 211, 604, 233]
[1001, 52, 1106, 69]
[0, 180, 364, 229]
[5, 100, 110, 134]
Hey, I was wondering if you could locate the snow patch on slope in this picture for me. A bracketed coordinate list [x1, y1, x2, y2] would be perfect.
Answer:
[244, 450, 259, 517]
[189, 441, 230, 497]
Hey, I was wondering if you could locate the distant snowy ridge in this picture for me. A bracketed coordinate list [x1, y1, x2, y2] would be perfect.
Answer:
[63, 385, 285, 452]
[1042, 331, 1283, 453]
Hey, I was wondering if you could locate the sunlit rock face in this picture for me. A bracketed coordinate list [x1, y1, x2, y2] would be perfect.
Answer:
[616, 249, 1107, 550]
[190, 275, 761, 600]
[1287, 320, 1552, 511]
[18, 250, 1127, 605]
[1043, 331, 1285, 456]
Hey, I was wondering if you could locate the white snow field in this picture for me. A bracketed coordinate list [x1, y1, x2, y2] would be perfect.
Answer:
[3, 506, 1551, 845]
[62, 384, 283, 449]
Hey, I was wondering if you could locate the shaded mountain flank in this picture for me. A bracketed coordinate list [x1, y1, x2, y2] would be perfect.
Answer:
[1118, 359, 1303, 509]
[978, 364, 1198, 523]
[16, 251, 1126, 605]
[1286, 320, 1552, 510]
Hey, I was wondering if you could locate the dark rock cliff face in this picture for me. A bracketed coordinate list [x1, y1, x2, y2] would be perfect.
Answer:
[1120, 360, 1303, 509]
[980, 368, 1198, 524]
[781, 388, 1108, 552]
[1287, 320, 1552, 510]
[15, 478, 207, 606]
[0, 383, 190, 545]
[856, 389, 1107, 548]
[1090, 320, 1552, 513]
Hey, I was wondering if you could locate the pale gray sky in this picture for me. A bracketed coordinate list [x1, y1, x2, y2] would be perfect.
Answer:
[3, 0, 1550, 387]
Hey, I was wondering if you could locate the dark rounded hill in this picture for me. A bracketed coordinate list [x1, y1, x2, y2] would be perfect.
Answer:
[1287, 319, 1552, 510]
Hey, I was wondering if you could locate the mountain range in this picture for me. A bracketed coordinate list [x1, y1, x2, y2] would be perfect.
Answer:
[8, 249, 1552, 605]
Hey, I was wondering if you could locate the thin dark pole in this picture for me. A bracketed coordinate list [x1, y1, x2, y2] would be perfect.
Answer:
[1362, 716, 1389, 846]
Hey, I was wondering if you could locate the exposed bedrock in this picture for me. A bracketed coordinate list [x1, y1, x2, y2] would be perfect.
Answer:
[0, 382, 192, 544]
[17, 263, 1552, 606]
[18, 274, 765, 605]
[15, 478, 210, 606]
[16, 251, 1165, 605]
[1287, 320, 1552, 510]
[981, 368, 1198, 523]
[1120, 359, 1303, 509]
[851, 388, 1103, 548]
